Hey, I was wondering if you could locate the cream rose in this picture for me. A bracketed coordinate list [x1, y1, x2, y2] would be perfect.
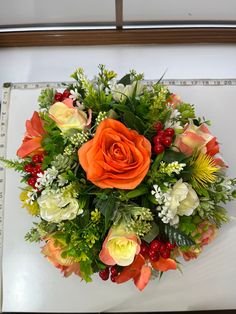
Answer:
[165, 179, 199, 225]
[99, 224, 141, 266]
[49, 98, 87, 132]
[112, 81, 143, 102]
[38, 190, 83, 223]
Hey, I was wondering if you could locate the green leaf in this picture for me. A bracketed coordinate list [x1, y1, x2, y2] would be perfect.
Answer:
[123, 111, 145, 133]
[162, 224, 195, 247]
[80, 260, 93, 282]
[142, 222, 159, 243]
[118, 74, 131, 86]
[163, 150, 186, 163]
[95, 195, 116, 230]
[124, 185, 148, 200]
[151, 152, 164, 170]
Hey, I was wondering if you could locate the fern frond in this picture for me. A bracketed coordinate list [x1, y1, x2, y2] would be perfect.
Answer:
[0, 157, 26, 172]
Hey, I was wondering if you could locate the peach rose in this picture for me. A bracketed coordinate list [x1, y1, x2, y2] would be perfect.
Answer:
[174, 123, 219, 157]
[179, 221, 217, 261]
[99, 224, 141, 266]
[42, 237, 81, 277]
[17, 111, 46, 158]
[49, 98, 88, 132]
[78, 119, 151, 189]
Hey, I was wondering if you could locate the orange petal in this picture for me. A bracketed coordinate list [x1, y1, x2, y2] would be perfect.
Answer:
[116, 254, 145, 284]
[134, 265, 151, 291]
[151, 257, 177, 272]
[30, 111, 46, 135]
[17, 137, 42, 158]
[99, 235, 116, 266]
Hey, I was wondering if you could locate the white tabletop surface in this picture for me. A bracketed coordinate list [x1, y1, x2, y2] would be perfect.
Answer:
[1, 82, 236, 312]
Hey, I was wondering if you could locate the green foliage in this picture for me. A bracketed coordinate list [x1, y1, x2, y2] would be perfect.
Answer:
[0, 157, 29, 172]
[175, 102, 195, 125]
[123, 110, 146, 134]
[160, 223, 195, 247]
[40, 114, 65, 167]
[38, 88, 55, 111]
[113, 205, 153, 237]
[95, 193, 117, 231]
[179, 216, 200, 236]
[25, 221, 57, 242]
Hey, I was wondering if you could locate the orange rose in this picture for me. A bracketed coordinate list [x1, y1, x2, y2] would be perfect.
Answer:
[42, 237, 81, 277]
[17, 111, 46, 158]
[78, 119, 151, 189]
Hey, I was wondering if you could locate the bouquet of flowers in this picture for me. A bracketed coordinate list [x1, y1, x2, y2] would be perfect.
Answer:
[2, 66, 236, 291]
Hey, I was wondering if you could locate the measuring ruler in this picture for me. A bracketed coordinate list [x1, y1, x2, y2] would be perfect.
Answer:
[0, 82, 11, 310]
[0, 78, 236, 309]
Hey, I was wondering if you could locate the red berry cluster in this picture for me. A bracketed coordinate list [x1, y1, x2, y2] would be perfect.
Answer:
[140, 239, 176, 262]
[24, 154, 44, 189]
[54, 90, 71, 102]
[152, 122, 175, 155]
[99, 265, 119, 282]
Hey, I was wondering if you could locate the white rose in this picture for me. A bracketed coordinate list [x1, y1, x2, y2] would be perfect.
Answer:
[112, 81, 143, 102]
[38, 191, 83, 223]
[167, 179, 199, 225]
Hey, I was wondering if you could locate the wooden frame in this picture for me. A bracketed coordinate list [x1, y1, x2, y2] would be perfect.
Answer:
[1, 28, 236, 47]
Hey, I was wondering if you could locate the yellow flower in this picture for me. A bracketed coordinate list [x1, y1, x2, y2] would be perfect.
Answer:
[91, 208, 101, 222]
[190, 153, 219, 188]
[99, 224, 141, 266]
[20, 190, 39, 216]
[49, 99, 87, 133]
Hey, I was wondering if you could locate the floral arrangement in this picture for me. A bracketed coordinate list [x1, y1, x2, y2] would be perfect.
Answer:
[2, 66, 236, 291]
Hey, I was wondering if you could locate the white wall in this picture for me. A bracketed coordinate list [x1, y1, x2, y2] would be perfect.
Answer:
[0, 0, 236, 25]
[1, 45, 236, 100]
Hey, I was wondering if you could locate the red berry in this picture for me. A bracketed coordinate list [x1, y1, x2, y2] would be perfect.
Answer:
[32, 154, 41, 164]
[148, 249, 158, 258]
[161, 136, 172, 147]
[153, 144, 165, 154]
[140, 242, 149, 258]
[38, 154, 44, 163]
[54, 92, 63, 102]
[27, 177, 37, 187]
[165, 128, 175, 137]
[150, 239, 161, 252]
[24, 164, 34, 173]
[166, 242, 176, 250]
[110, 275, 118, 282]
[99, 268, 109, 281]
[159, 243, 167, 254]
[154, 121, 163, 132]
[35, 164, 42, 173]
[62, 90, 71, 99]
[157, 130, 165, 137]
[161, 249, 171, 259]
[152, 135, 162, 145]
[110, 266, 118, 276]
[149, 252, 160, 262]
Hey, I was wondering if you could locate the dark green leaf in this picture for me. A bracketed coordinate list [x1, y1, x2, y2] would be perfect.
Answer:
[95, 196, 116, 230]
[163, 150, 186, 163]
[123, 111, 145, 133]
[118, 74, 131, 86]
[162, 224, 195, 246]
